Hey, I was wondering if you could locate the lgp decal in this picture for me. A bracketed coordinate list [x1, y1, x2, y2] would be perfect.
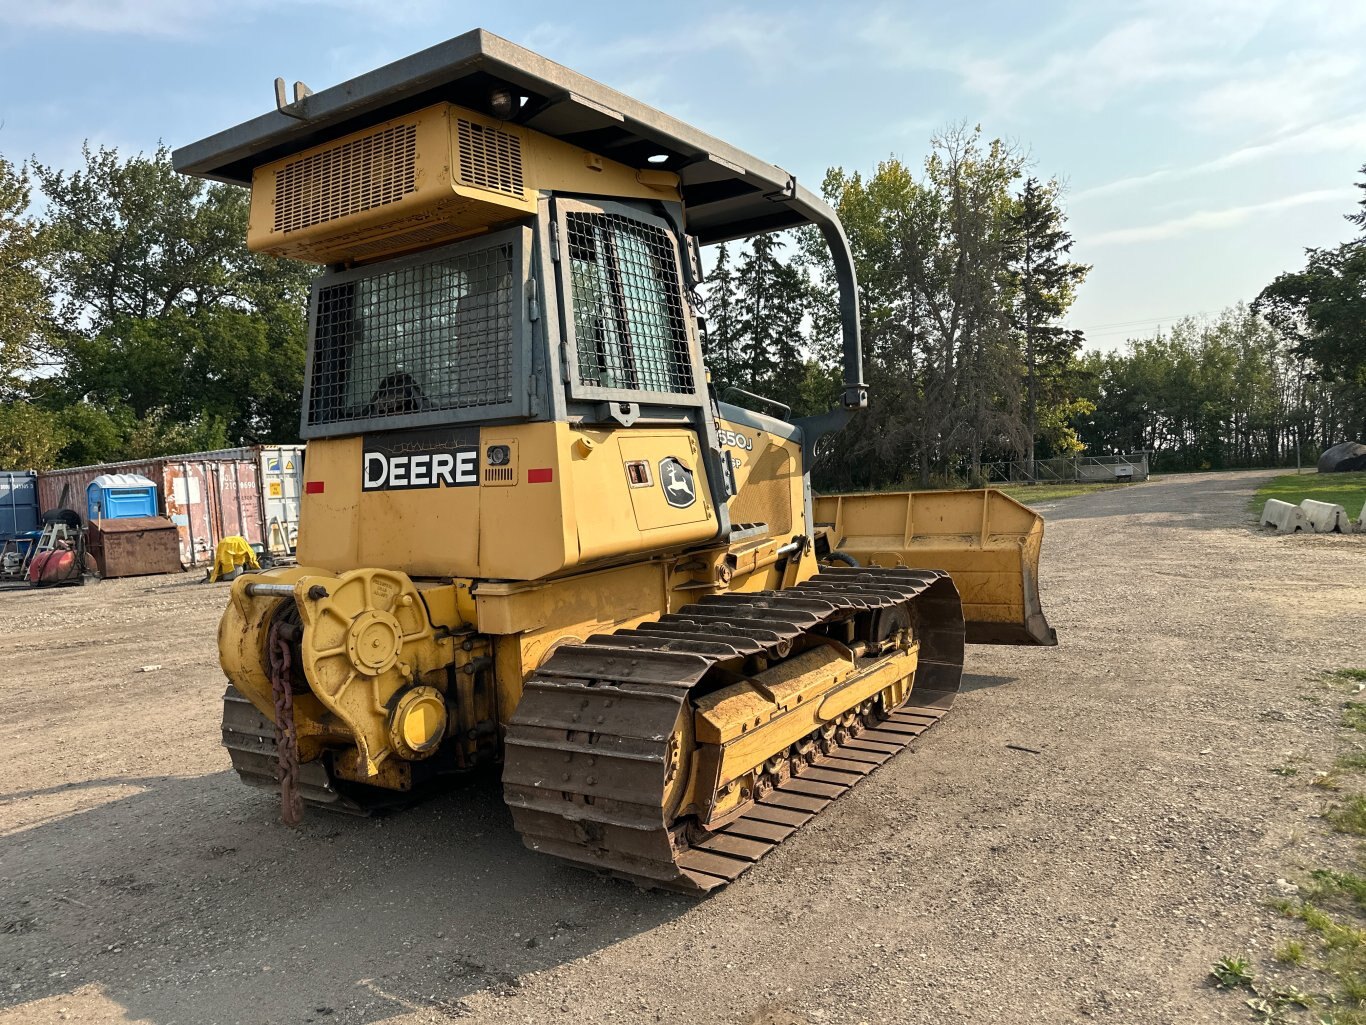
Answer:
[362, 427, 480, 491]
[659, 457, 697, 509]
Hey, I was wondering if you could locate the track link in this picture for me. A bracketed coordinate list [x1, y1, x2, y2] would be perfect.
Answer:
[501, 567, 966, 893]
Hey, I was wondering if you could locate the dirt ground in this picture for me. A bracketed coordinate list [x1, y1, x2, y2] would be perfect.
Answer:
[3, 469, 1365, 1025]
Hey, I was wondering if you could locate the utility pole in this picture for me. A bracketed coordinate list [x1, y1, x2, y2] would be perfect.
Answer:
[1024, 234, 1037, 482]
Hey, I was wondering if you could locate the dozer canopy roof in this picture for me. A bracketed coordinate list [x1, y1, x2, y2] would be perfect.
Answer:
[172, 28, 865, 408]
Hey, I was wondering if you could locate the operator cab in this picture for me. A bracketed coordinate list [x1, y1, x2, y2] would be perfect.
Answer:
[173, 30, 868, 574]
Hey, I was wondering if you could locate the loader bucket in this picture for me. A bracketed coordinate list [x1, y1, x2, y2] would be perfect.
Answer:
[812, 488, 1057, 646]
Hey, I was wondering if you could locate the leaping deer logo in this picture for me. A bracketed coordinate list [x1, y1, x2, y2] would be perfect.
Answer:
[660, 458, 696, 508]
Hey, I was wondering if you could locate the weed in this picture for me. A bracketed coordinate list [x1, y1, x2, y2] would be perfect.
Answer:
[1246, 984, 1316, 1021]
[1315, 773, 1345, 791]
[1269, 986, 1313, 1009]
[1276, 939, 1307, 965]
[1337, 967, 1366, 1005]
[1297, 902, 1366, 950]
[1337, 752, 1366, 772]
[1329, 796, 1366, 836]
[1310, 870, 1366, 910]
[1212, 954, 1256, 989]
[1275, 764, 1302, 777]
[1344, 704, 1366, 733]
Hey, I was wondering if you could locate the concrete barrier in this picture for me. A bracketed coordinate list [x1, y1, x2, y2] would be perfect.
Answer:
[1300, 499, 1351, 533]
[1262, 499, 1309, 533]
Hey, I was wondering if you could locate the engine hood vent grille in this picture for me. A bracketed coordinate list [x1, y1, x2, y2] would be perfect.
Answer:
[273, 123, 417, 234]
[456, 118, 524, 198]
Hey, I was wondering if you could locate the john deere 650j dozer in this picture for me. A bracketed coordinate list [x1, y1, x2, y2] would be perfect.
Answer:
[174, 29, 1056, 893]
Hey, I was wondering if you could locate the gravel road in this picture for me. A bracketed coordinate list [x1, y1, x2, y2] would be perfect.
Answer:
[2, 469, 1364, 1025]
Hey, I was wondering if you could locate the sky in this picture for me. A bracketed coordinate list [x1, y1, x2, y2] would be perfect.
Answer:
[1, 0, 1364, 351]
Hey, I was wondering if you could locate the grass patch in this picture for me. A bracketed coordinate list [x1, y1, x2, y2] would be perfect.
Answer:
[1214, 674, 1366, 1023]
[1308, 870, 1366, 911]
[1346, 704, 1366, 732]
[1250, 470, 1366, 519]
[1337, 752, 1366, 772]
[1329, 796, 1366, 836]
[995, 482, 1135, 504]
[1276, 938, 1307, 965]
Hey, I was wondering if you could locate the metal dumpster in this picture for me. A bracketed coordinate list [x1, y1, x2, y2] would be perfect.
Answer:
[87, 517, 184, 578]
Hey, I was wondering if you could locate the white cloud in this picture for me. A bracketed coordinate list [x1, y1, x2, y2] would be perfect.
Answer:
[6, 0, 218, 36]
[7, 0, 443, 37]
[1073, 112, 1366, 200]
[1087, 187, 1356, 245]
[856, 0, 1282, 113]
[519, 12, 818, 82]
[1187, 52, 1362, 133]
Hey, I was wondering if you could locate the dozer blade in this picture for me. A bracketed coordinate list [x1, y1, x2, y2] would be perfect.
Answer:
[812, 488, 1057, 646]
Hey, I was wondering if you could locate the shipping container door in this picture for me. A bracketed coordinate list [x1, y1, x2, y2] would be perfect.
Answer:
[259, 446, 303, 555]
[0, 471, 39, 534]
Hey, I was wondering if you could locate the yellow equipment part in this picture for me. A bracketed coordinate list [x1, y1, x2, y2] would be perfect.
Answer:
[248, 101, 681, 264]
[297, 422, 717, 581]
[813, 488, 1057, 646]
[220, 566, 460, 778]
[690, 639, 919, 827]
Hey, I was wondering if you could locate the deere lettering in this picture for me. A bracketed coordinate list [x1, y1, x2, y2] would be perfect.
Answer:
[361, 427, 480, 491]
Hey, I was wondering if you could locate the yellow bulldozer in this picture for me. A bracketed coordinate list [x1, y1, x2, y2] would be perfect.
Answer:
[174, 29, 1056, 893]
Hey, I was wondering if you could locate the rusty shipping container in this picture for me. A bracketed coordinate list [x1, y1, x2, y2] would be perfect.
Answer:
[38, 446, 305, 569]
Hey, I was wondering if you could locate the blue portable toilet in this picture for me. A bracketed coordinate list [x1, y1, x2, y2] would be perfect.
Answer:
[87, 474, 159, 521]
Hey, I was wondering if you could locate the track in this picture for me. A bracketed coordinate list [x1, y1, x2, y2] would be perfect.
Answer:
[221, 685, 374, 815]
[501, 567, 965, 893]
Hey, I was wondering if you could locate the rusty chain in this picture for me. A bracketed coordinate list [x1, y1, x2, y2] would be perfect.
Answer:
[267, 619, 304, 827]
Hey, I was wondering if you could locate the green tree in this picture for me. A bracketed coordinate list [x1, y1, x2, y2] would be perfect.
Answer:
[1076, 306, 1344, 471]
[53, 403, 134, 467]
[702, 242, 740, 390]
[816, 127, 1030, 486]
[1255, 164, 1366, 439]
[1006, 177, 1091, 467]
[31, 144, 314, 445]
[0, 155, 54, 389]
[66, 307, 303, 443]
[0, 402, 66, 469]
[733, 232, 809, 410]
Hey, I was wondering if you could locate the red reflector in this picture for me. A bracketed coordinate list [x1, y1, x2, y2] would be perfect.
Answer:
[305, 481, 325, 494]
[527, 468, 553, 484]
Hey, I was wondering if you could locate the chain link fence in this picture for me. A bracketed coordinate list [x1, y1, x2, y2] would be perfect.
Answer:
[977, 452, 1150, 485]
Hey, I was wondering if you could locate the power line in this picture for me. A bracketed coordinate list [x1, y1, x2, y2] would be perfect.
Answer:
[1070, 309, 1222, 337]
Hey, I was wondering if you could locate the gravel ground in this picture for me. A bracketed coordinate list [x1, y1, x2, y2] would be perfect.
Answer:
[2, 469, 1364, 1025]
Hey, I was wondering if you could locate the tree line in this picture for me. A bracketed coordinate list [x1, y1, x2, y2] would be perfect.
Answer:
[2, 137, 1362, 483]
[704, 125, 1092, 489]
[0, 145, 311, 469]
[702, 144, 1366, 484]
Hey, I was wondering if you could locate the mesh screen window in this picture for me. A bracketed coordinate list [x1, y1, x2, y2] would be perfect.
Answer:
[306, 240, 515, 428]
[566, 211, 694, 395]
